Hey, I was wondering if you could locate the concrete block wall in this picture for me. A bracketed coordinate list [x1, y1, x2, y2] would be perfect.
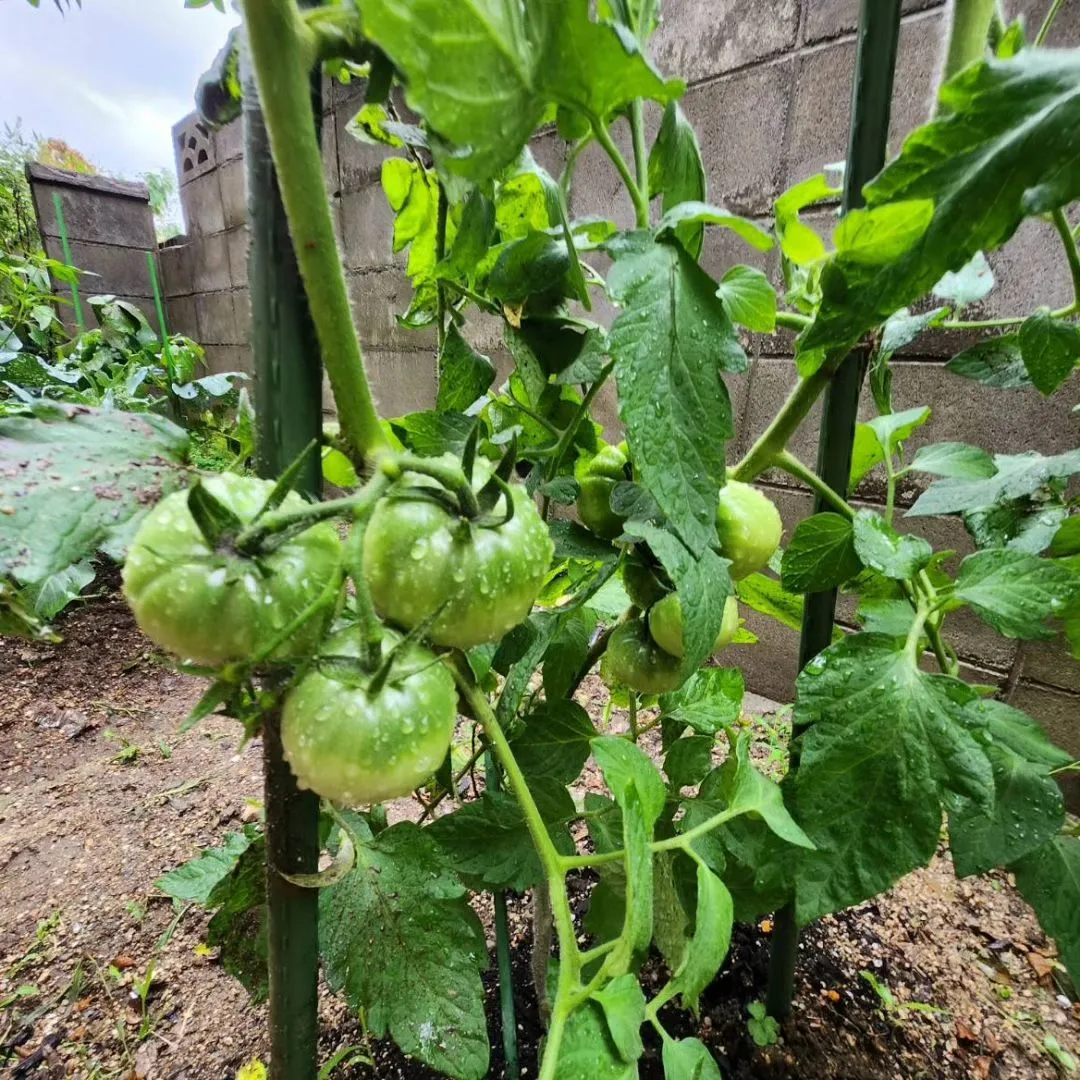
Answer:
[26, 164, 160, 333]
[160, 0, 1080, 774]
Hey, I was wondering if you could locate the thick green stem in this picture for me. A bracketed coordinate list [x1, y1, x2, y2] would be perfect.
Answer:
[630, 102, 650, 212]
[591, 117, 650, 228]
[240, 0, 387, 464]
[774, 451, 854, 518]
[731, 353, 847, 483]
[939, 0, 997, 88]
[1036, 0, 1066, 45]
[1051, 208, 1080, 306]
[775, 311, 812, 332]
[385, 454, 480, 518]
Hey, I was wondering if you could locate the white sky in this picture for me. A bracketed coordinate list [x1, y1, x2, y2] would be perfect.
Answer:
[0, 0, 241, 182]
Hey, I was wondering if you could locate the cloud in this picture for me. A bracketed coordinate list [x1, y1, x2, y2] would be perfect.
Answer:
[0, 0, 239, 179]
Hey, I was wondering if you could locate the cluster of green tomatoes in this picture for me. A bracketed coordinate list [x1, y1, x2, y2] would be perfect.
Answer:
[121, 442, 781, 806]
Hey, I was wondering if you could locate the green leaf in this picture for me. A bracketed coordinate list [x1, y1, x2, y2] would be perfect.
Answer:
[657, 201, 774, 254]
[442, 189, 495, 280]
[648, 103, 707, 258]
[717, 266, 777, 333]
[662, 1037, 723, 1080]
[664, 735, 714, 790]
[865, 405, 931, 457]
[949, 700, 1068, 877]
[856, 597, 916, 636]
[737, 572, 834, 637]
[963, 499, 1069, 554]
[618, 785, 655, 962]
[1018, 310, 1080, 395]
[658, 668, 744, 735]
[952, 548, 1080, 638]
[849, 423, 886, 489]
[910, 441, 997, 479]
[512, 700, 596, 786]
[1050, 516, 1080, 557]
[932, 250, 994, 309]
[591, 735, 666, 828]
[556, 999, 637, 1080]
[436, 325, 496, 413]
[1013, 835, 1080, 987]
[489, 231, 570, 303]
[495, 165, 558, 239]
[155, 827, 258, 906]
[0, 405, 188, 586]
[389, 410, 476, 457]
[591, 974, 645, 1064]
[607, 239, 743, 556]
[803, 52, 1080, 354]
[852, 511, 933, 580]
[320, 823, 489, 1080]
[781, 513, 861, 594]
[28, 559, 95, 620]
[554, 326, 612, 385]
[428, 788, 574, 891]
[832, 200, 934, 265]
[907, 449, 1080, 517]
[623, 520, 733, 674]
[543, 607, 600, 701]
[652, 850, 692, 974]
[774, 173, 841, 266]
[382, 158, 439, 287]
[946, 334, 1033, 389]
[669, 862, 733, 1013]
[793, 634, 994, 923]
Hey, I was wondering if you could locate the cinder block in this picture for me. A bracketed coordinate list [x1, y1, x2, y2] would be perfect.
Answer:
[323, 348, 437, 418]
[1019, 637, 1080, 696]
[165, 293, 199, 341]
[233, 289, 252, 345]
[50, 240, 153, 298]
[347, 268, 438, 351]
[227, 228, 249, 289]
[339, 184, 401, 270]
[191, 232, 232, 294]
[218, 159, 247, 232]
[698, 215, 777, 285]
[682, 59, 794, 216]
[196, 290, 241, 346]
[179, 169, 225, 236]
[652, 0, 799, 83]
[158, 241, 196, 298]
[805, 0, 944, 44]
[211, 119, 243, 164]
[531, 129, 569, 181]
[785, 14, 942, 190]
[1009, 681, 1080, 809]
[201, 344, 252, 377]
[34, 186, 155, 250]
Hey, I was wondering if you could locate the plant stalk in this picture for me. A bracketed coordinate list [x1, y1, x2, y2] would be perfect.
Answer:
[591, 117, 650, 228]
[240, 0, 388, 465]
[242, 22, 323, 1076]
[766, 0, 903, 1022]
[939, 0, 998, 90]
[1051, 208, 1080, 306]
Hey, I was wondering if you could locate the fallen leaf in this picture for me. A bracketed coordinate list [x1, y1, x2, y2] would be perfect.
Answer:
[111, 954, 137, 970]
[1027, 952, 1053, 981]
[955, 1018, 979, 1043]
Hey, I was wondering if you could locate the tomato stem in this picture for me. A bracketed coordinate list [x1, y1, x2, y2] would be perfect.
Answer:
[773, 451, 854, 518]
[383, 454, 481, 518]
[1050, 208, 1080, 308]
[239, 0, 388, 465]
[590, 115, 651, 229]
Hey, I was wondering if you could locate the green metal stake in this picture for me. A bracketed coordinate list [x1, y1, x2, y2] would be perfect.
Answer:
[241, 21, 324, 1080]
[146, 250, 173, 375]
[52, 192, 85, 334]
[765, 0, 903, 1021]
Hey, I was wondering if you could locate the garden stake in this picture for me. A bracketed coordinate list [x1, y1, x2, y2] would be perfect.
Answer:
[51, 192, 84, 334]
[765, 0, 903, 1022]
[242, 20, 324, 1079]
[146, 250, 172, 376]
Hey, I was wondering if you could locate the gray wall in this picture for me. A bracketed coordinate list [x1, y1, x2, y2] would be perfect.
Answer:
[160, 0, 1080, 778]
[27, 163, 160, 333]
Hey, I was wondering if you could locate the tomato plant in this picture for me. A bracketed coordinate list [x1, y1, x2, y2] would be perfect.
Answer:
[6, 0, 1080, 1077]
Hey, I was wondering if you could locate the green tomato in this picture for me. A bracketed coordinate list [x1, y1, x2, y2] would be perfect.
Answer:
[715, 480, 783, 580]
[281, 630, 458, 805]
[647, 593, 740, 659]
[574, 442, 629, 539]
[122, 473, 341, 667]
[621, 557, 668, 610]
[362, 464, 554, 650]
[599, 617, 684, 694]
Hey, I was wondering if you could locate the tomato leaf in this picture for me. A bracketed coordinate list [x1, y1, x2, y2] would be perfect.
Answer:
[1013, 835, 1080, 987]
[658, 668, 745, 736]
[946, 334, 1033, 389]
[932, 251, 995, 309]
[774, 173, 841, 266]
[1050, 516, 1080, 557]
[0, 404, 188, 586]
[910, 441, 997, 479]
[648, 103, 707, 258]
[436, 325, 496, 414]
[803, 51, 1080, 354]
[205, 838, 269, 1003]
[155, 826, 259, 906]
[663, 735, 714, 791]
[512, 699, 596, 786]
[832, 200, 934, 265]
[662, 1037, 724, 1080]
[865, 405, 931, 458]
[852, 511, 933, 580]
[591, 735, 666, 829]
[591, 974, 645, 1064]
[320, 823, 489, 1080]
[1018, 310, 1080, 395]
[668, 861, 733, 1013]
[781, 513, 861, 593]
[556, 999, 637, 1079]
[607, 238, 743, 556]
[717, 266, 777, 333]
[948, 700, 1069, 877]
[952, 548, 1080, 639]
[793, 635, 994, 923]
[657, 201, 774, 254]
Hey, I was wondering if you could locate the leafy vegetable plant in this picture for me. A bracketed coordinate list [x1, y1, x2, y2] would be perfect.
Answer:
[8, 0, 1080, 1077]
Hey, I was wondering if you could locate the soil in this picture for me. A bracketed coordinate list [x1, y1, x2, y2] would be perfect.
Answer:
[1, 585, 1077, 1079]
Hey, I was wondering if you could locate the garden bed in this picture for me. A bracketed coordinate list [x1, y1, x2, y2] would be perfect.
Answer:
[1, 589, 1076, 1079]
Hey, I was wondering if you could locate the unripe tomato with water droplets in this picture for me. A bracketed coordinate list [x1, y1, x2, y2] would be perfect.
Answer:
[647, 593, 740, 659]
[715, 480, 782, 580]
[122, 473, 341, 667]
[600, 617, 684, 694]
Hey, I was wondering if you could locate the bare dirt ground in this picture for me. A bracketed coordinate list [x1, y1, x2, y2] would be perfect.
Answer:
[1, 587, 1077, 1079]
